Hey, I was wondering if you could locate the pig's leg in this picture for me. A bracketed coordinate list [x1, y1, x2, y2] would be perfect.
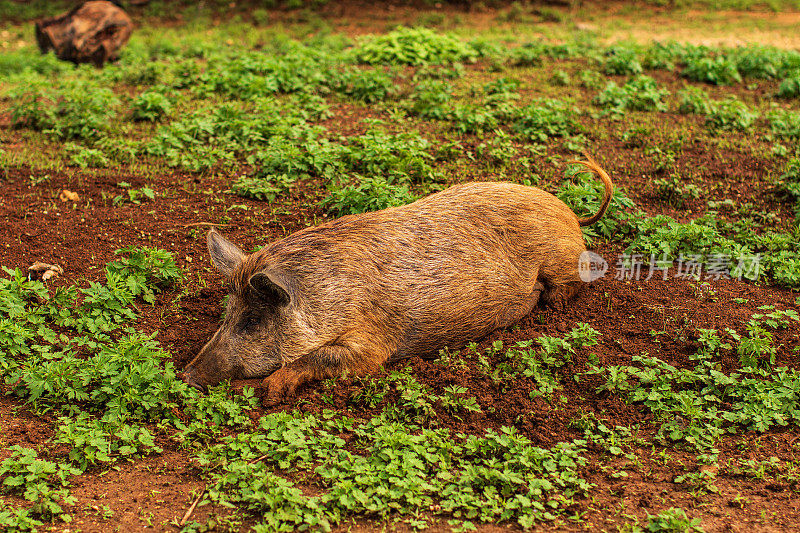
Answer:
[531, 280, 545, 306]
[542, 280, 582, 309]
[498, 280, 545, 327]
[262, 345, 385, 405]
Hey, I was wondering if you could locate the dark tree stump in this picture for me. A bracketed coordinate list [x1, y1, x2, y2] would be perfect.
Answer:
[35, 1, 133, 67]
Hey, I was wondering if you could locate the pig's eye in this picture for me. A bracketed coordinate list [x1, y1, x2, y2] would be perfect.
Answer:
[241, 314, 260, 331]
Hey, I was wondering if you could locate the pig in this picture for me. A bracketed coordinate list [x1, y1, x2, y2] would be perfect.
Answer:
[35, 1, 133, 67]
[181, 154, 613, 404]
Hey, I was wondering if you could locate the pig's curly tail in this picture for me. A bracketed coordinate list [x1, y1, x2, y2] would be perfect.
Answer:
[569, 152, 614, 227]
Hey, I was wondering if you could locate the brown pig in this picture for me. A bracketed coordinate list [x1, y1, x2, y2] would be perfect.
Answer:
[181, 155, 613, 403]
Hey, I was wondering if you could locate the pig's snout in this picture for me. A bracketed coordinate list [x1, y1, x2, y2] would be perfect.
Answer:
[179, 367, 207, 393]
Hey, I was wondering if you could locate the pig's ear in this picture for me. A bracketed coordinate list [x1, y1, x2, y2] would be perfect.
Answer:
[249, 271, 290, 307]
[207, 229, 244, 278]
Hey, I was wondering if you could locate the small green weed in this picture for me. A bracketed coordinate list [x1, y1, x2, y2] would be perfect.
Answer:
[570, 413, 634, 458]
[578, 69, 604, 89]
[404, 79, 454, 120]
[676, 85, 713, 115]
[509, 42, 544, 67]
[767, 108, 800, 140]
[65, 143, 110, 169]
[639, 507, 704, 532]
[130, 88, 175, 122]
[777, 157, 800, 209]
[512, 98, 580, 141]
[230, 174, 297, 202]
[777, 73, 800, 98]
[703, 97, 757, 132]
[54, 415, 162, 471]
[0, 499, 44, 532]
[682, 56, 742, 85]
[322, 176, 417, 216]
[601, 46, 643, 76]
[334, 67, 395, 103]
[106, 246, 182, 303]
[550, 69, 571, 86]
[108, 182, 155, 206]
[594, 75, 669, 116]
[0, 446, 79, 522]
[652, 174, 702, 208]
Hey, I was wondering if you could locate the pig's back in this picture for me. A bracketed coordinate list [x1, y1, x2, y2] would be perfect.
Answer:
[261, 182, 586, 358]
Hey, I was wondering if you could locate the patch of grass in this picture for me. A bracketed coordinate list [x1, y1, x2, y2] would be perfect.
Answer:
[549, 69, 571, 86]
[509, 42, 545, 67]
[0, 252, 260, 523]
[54, 414, 162, 471]
[8, 79, 120, 141]
[625, 212, 800, 286]
[682, 56, 742, 86]
[674, 87, 756, 131]
[601, 46, 643, 76]
[343, 128, 440, 183]
[0, 49, 71, 77]
[473, 130, 520, 167]
[146, 99, 321, 172]
[336, 67, 396, 103]
[594, 75, 670, 116]
[777, 157, 800, 210]
[0, 0, 72, 20]
[512, 98, 580, 142]
[591, 315, 800, 451]
[0, 446, 78, 523]
[65, 143, 110, 169]
[642, 41, 685, 71]
[404, 79, 454, 120]
[230, 174, 297, 202]
[354, 26, 477, 66]
[463, 324, 600, 400]
[578, 69, 605, 89]
[767, 108, 800, 140]
[322, 176, 418, 215]
[198, 411, 591, 530]
[652, 173, 702, 208]
[676, 85, 714, 115]
[130, 88, 175, 122]
[732, 45, 800, 80]
[640, 507, 705, 533]
[703, 97, 757, 132]
[777, 73, 800, 98]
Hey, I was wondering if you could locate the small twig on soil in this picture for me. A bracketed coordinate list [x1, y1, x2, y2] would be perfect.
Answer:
[179, 486, 206, 526]
[183, 222, 231, 227]
[248, 454, 268, 465]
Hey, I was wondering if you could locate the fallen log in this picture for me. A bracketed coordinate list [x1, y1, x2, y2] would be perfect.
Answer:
[35, 1, 133, 67]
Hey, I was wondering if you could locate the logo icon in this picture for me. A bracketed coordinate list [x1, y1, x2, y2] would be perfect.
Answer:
[578, 251, 608, 282]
